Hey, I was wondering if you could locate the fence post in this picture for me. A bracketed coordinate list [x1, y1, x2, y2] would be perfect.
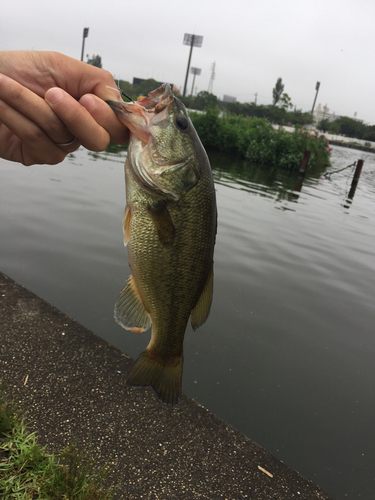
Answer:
[346, 159, 364, 206]
[352, 159, 364, 183]
[299, 150, 311, 175]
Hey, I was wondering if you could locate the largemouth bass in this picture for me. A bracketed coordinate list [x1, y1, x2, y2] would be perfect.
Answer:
[107, 84, 217, 405]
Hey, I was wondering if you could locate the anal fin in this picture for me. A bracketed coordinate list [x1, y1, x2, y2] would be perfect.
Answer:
[114, 275, 151, 332]
[190, 264, 214, 331]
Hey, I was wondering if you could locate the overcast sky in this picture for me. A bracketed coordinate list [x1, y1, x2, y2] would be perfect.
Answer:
[2, 0, 375, 124]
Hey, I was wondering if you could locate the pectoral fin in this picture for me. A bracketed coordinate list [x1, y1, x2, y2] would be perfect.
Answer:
[190, 264, 214, 331]
[114, 275, 151, 332]
[147, 200, 175, 247]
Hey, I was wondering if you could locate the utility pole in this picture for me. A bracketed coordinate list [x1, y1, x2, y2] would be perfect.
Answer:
[81, 27, 89, 61]
[208, 61, 216, 94]
[183, 33, 203, 97]
[254, 92, 257, 105]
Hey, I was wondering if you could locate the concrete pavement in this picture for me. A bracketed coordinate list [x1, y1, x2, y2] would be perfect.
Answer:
[0, 272, 335, 499]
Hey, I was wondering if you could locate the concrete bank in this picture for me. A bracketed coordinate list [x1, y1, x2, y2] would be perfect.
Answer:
[328, 139, 375, 153]
[274, 124, 375, 154]
[0, 272, 335, 500]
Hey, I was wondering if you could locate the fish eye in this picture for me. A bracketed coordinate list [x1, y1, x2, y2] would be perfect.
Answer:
[175, 115, 189, 132]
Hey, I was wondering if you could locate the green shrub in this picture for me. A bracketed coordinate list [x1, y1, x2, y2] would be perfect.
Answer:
[190, 108, 331, 170]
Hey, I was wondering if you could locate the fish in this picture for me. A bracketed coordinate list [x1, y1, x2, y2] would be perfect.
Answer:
[107, 83, 217, 405]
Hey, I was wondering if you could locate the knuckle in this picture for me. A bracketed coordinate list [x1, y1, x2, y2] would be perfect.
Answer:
[48, 119, 67, 139]
[27, 126, 46, 143]
[101, 69, 114, 82]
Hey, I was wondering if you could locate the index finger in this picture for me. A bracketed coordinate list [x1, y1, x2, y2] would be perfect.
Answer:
[0, 51, 122, 103]
[45, 87, 113, 151]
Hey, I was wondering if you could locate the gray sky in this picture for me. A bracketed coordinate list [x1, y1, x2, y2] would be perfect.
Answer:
[2, 0, 375, 124]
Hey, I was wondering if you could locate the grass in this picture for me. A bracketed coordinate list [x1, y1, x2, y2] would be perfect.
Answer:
[0, 394, 118, 499]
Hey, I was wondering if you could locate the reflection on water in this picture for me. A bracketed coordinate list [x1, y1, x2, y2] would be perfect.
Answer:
[209, 147, 333, 205]
[1, 145, 375, 500]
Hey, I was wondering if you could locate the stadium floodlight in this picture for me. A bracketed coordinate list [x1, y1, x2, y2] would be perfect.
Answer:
[183, 34, 203, 97]
[190, 67, 202, 96]
[81, 27, 89, 61]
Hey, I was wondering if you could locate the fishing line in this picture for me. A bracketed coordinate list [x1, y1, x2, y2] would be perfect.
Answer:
[118, 89, 135, 102]
[105, 86, 135, 102]
[105, 86, 134, 114]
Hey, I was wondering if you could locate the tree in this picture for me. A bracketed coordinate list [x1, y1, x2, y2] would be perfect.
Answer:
[286, 110, 313, 126]
[363, 126, 375, 142]
[87, 55, 102, 68]
[328, 122, 340, 135]
[272, 78, 284, 105]
[280, 92, 293, 110]
[135, 78, 161, 96]
[317, 118, 330, 132]
[193, 91, 218, 110]
[335, 116, 366, 139]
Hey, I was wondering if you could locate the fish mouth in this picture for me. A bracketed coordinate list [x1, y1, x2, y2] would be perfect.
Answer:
[135, 83, 174, 113]
[108, 84, 195, 198]
[107, 83, 173, 115]
[106, 83, 174, 145]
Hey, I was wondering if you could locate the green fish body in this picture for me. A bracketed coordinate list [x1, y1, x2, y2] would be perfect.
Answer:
[108, 84, 217, 405]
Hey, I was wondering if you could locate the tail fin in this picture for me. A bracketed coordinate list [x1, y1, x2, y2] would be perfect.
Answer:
[126, 350, 183, 406]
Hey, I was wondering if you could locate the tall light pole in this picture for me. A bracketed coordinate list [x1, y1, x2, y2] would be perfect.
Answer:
[183, 33, 203, 97]
[81, 27, 89, 62]
[190, 67, 201, 96]
[208, 61, 215, 94]
[311, 81, 320, 115]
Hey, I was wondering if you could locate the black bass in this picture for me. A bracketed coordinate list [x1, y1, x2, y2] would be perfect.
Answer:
[108, 84, 217, 405]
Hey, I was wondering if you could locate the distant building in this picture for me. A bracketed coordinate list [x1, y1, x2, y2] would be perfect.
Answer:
[222, 95, 237, 103]
[313, 103, 337, 123]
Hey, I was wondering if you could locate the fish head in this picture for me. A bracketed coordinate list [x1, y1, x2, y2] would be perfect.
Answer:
[108, 84, 202, 199]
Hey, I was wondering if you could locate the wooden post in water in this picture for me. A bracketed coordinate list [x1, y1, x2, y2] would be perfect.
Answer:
[299, 150, 311, 175]
[291, 150, 311, 202]
[352, 159, 364, 183]
[346, 159, 364, 206]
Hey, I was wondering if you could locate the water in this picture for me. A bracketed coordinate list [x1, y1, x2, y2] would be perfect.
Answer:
[1, 145, 375, 499]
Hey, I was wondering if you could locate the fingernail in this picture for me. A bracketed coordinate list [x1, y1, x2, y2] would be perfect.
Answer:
[80, 94, 96, 112]
[106, 86, 123, 102]
[46, 88, 64, 104]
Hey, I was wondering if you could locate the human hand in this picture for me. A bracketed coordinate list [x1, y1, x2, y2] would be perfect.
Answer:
[0, 51, 129, 166]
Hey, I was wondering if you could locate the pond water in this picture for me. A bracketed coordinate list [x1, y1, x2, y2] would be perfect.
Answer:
[1, 144, 375, 499]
